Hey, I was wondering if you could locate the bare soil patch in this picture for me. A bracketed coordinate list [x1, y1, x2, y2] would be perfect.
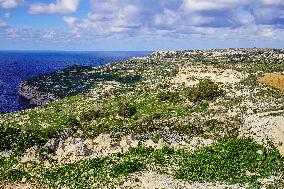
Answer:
[259, 73, 284, 91]
[172, 66, 246, 86]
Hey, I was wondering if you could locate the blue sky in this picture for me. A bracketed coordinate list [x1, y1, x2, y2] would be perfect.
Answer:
[0, 0, 284, 51]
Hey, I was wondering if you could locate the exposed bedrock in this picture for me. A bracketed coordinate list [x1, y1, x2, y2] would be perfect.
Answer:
[18, 81, 58, 106]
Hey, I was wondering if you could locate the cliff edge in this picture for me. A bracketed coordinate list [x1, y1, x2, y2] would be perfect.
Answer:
[18, 81, 58, 106]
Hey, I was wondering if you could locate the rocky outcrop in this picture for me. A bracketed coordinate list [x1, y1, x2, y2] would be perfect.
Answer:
[120, 171, 248, 189]
[18, 134, 214, 164]
[18, 81, 58, 106]
[240, 110, 284, 157]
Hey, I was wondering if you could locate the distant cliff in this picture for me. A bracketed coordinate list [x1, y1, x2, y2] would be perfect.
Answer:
[18, 81, 58, 106]
[18, 64, 142, 106]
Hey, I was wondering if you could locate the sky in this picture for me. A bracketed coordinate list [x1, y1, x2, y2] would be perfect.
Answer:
[0, 0, 284, 51]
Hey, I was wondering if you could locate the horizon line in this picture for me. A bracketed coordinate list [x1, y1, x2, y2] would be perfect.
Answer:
[0, 47, 283, 52]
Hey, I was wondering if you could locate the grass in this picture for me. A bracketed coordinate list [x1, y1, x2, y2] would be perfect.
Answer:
[175, 138, 283, 184]
[1, 138, 283, 188]
[1, 78, 224, 153]
[2, 49, 284, 187]
[0, 157, 30, 182]
[25, 65, 142, 98]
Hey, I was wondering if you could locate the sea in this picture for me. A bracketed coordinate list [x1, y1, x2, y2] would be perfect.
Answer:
[0, 51, 151, 113]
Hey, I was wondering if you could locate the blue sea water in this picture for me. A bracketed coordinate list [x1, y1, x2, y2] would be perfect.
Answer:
[0, 51, 151, 113]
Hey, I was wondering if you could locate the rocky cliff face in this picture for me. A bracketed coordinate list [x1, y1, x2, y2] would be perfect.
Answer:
[18, 81, 58, 106]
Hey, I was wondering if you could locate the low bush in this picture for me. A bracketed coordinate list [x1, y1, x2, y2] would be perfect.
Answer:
[175, 137, 284, 184]
[158, 79, 223, 103]
[117, 101, 137, 118]
[0, 127, 48, 152]
[80, 109, 101, 122]
[0, 157, 30, 182]
[64, 116, 81, 128]
[111, 160, 145, 178]
[157, 91, 181, 102]
[185, 79, 224, 102]
[0, 127, 22, 151]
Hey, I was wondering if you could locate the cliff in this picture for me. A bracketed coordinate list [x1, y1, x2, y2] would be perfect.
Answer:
[18, 64, 142, 106]
[18, 81, 58, 106]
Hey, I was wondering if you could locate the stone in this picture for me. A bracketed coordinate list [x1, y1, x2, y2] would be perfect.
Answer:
[93, 134, 112, 149]
[0, 150, 12, 158]
[21, 147, 39, 163]
[144, 139, 156, 148]
[170, 142, 179, 149]
[256, 150, 263, 155]
[241, 114, 284, 157]
[84, 138, 95, 150]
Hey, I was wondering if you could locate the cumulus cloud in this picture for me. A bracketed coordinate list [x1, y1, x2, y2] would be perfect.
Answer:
[95, 1, 283, 30]
[29, 0, 80, 14]
[63, 16, 77, 25]
[0, 0, 18, 9]
[4, 12, 11, 18]
[251, 0, 284, 25]
[0, 19, 7, 28]
[2, 0, 284, 46]
[181, 0, 247, 12]
[63, 0, 251, 37]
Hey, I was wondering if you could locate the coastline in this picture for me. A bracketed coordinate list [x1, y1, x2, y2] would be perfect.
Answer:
[18, 81, 58, 106]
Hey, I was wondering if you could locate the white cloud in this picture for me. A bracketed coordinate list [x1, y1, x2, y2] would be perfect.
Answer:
[63, 1, 147, 36]
[2, 0, 284, 45]
[0, 0, 18, 9]
[251, 1, 284, 25]
[57, 0, 284, 45]
[0, 19, 7, 28]
[4, 12, 11, 18]
[258, 25, 277, 39]
[154, 9, 180, 29]
[29, 0, 80, 14]
[63, 16, 77, 25]
[42, 30, 57, 39]
[260, 0, 284, 5]
[181, 0, 247, 13]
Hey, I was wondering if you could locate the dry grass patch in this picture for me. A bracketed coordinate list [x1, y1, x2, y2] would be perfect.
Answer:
[172, 66, 246, 86]
[259, 73, 284, 91]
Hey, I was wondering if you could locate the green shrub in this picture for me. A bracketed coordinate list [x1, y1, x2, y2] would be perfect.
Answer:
[111, 160, 144, 178]
[0, 157, 30, 182]
[117, 101, 137, 118]
[175, 137, 284, 184]
[171, 124, 204, 136]
[186, 79, 223, 102]
[64, 116, 81, 128]
[157, 91, 181, 102]
[83, 125, 110, 138]
[0, 127, 47, 152]
[80, 109, 101, 122]
[192, 102, 209, 113]
[0, 127, 22, 151]
[202, 119, 238, 139]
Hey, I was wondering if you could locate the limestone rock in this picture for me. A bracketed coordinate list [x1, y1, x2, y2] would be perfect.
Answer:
[21, 147, 39, 163]
[241, 113, 284, 157]
[0, 150, 12, 158]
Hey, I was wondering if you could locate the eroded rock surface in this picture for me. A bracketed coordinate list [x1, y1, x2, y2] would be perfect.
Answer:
[241, 111, 284, 156]
[19, 134, 214, 164]
[119, 171, 247, 189]
[172, 66, 247, 86]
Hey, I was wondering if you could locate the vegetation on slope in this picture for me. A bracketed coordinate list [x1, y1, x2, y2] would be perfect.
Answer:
[0, 79, 225, 153]
[1, 138, 283, 188]
[1, 49, 284, 188]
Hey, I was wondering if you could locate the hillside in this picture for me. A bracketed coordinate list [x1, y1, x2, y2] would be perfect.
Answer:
[1, 48, 284, 188]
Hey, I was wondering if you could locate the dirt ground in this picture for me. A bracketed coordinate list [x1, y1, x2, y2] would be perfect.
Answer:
[259, 73, 284, 91]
